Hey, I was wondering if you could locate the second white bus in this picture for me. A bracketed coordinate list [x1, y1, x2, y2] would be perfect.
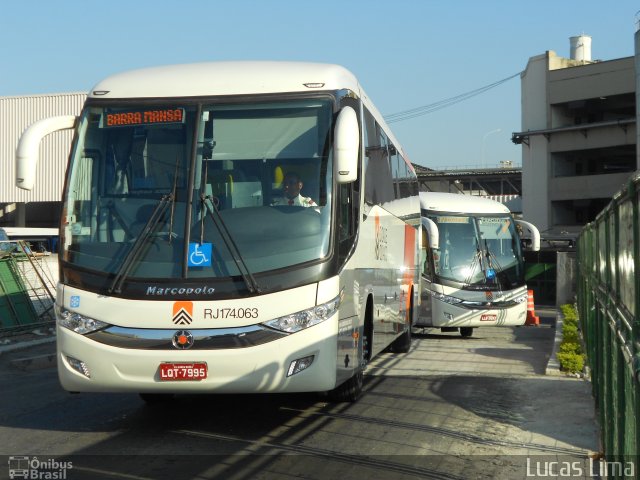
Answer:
[416, 192, 539, 337]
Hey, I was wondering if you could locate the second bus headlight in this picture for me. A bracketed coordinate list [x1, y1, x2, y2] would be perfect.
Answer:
[262, 293, 341, 334]
[435, 293, 464, 305]
[56, 305, 109, 335]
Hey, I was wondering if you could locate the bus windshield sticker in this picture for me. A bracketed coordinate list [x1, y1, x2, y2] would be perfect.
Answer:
[188, 242, 212, 268]
[102, 108, 185, 127]
[436, 216, 469, 224]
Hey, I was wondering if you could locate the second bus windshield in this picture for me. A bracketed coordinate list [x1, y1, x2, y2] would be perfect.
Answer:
[429, 214, 524, 289]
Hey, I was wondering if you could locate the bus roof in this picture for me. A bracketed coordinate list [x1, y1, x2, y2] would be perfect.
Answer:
[89, 61, 361, 99]
[87, 60, 412, 171]
[420, 192, 511, 215]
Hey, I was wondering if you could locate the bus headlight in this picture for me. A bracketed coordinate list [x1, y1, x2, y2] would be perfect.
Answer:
[514, 292, 528, 304]
[435, 293, 463, 305]
[262, 293, 341, 333]
[56, 305, 109, 335]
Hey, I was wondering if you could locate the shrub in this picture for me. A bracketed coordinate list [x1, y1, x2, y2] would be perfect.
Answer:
[559, 341, 581, 355]
[558, 303, 584, 374]
[562, 330, 580, 345]
[561, 306, 578, 324]
[560, 304, 575, 318]
[557, 351, 585, 373]
[563, 323, 578, 336]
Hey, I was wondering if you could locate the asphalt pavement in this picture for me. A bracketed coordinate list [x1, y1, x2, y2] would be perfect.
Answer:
[368, 306, 600, 458]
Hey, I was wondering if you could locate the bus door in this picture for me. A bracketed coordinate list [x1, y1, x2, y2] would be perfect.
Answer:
[417, 217, 438, 327]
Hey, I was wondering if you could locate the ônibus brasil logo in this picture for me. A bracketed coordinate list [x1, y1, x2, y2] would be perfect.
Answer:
[172, 301, 194, 325]
[8, 456, 73, 479]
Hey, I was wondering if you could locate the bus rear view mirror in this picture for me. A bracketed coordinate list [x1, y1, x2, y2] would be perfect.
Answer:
[15, 115, 77, 190]
[515, 219, 540, 252]
[421, 217, 439, 249]
[333, 106, 359, 184]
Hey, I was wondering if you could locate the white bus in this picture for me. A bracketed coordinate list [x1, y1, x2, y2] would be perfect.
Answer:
[416, 192, 539, 337]
[15, 61, 421, 402]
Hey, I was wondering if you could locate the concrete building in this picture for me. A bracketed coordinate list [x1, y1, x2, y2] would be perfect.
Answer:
[513, 36, 637, 241]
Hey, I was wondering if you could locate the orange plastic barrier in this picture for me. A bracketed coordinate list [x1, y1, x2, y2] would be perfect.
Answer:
[525, 289, 540, 326]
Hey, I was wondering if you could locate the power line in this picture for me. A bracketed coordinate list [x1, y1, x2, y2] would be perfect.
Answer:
[384, 72, 521, 124]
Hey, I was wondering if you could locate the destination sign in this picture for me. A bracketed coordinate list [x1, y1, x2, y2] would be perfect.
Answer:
[103, 108, 185, 127]
[479, 217, 508, 224]
[436, 216, 469, 224]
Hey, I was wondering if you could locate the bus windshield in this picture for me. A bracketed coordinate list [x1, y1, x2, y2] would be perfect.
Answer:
[62, 98, 334, 284]
[428, 213, 524, 289]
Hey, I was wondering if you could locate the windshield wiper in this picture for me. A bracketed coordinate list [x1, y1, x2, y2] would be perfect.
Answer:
[108, 193, 174, 294]
[482, 238, 505, 291]
[200, 194, 263, 294]
[464, 238, 483, 286]
[461, 237, 504, 290]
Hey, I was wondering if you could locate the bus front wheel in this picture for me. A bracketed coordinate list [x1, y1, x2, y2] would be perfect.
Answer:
[327, 368, 363, 403]
[327, 308, 372, 402]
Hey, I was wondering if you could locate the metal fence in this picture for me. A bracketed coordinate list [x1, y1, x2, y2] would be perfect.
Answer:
[577, 172, 640, 472]
[0, 241, 55, 333]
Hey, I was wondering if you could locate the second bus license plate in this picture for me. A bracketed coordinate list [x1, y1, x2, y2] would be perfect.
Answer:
[159, 362, 207, 381]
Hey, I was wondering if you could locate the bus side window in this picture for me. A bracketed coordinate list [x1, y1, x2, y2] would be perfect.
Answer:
[341, 180, 359, 232]
[363, 108, 394, 207]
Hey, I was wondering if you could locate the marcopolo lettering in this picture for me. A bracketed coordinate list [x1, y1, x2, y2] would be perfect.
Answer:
[146, 285, 215, 296]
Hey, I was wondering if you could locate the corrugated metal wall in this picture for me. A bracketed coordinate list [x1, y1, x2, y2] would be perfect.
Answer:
[0, 93, 86, 203]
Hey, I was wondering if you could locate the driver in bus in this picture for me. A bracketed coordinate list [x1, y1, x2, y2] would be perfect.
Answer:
[271, 172, 317, 207]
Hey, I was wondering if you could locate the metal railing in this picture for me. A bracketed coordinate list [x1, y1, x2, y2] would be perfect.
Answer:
[577, 172, 640, 471]
[0, 240, 56, 332]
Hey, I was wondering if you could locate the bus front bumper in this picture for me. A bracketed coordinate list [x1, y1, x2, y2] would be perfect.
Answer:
[56, 317, 339, 394]
[429, 298, 527, 327]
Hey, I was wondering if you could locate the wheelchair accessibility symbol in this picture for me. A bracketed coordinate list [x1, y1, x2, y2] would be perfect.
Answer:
[188, 243, 212, 267]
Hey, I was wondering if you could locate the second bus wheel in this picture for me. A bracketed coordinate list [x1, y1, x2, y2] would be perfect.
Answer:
[460, 327, 474, 338]
[389, 325, 411, 353]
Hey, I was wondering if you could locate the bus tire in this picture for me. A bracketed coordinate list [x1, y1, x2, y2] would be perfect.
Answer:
[327, 369, 363, 403]
[460, 327, 474, 338]
[390, 326, 411, 353]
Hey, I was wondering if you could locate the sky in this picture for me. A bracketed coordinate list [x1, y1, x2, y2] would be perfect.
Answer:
[1, 0, 638, 169]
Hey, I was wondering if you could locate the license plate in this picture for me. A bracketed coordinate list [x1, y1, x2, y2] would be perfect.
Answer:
[159, 362, 207, 381]
[480, 314, 497, 322]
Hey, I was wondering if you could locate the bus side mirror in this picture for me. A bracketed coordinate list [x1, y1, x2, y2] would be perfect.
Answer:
[421, 217, 439, 249]
[15, 115, 77, 190]
[333, 106, 359, 184]
[515, 219, 540, 252]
